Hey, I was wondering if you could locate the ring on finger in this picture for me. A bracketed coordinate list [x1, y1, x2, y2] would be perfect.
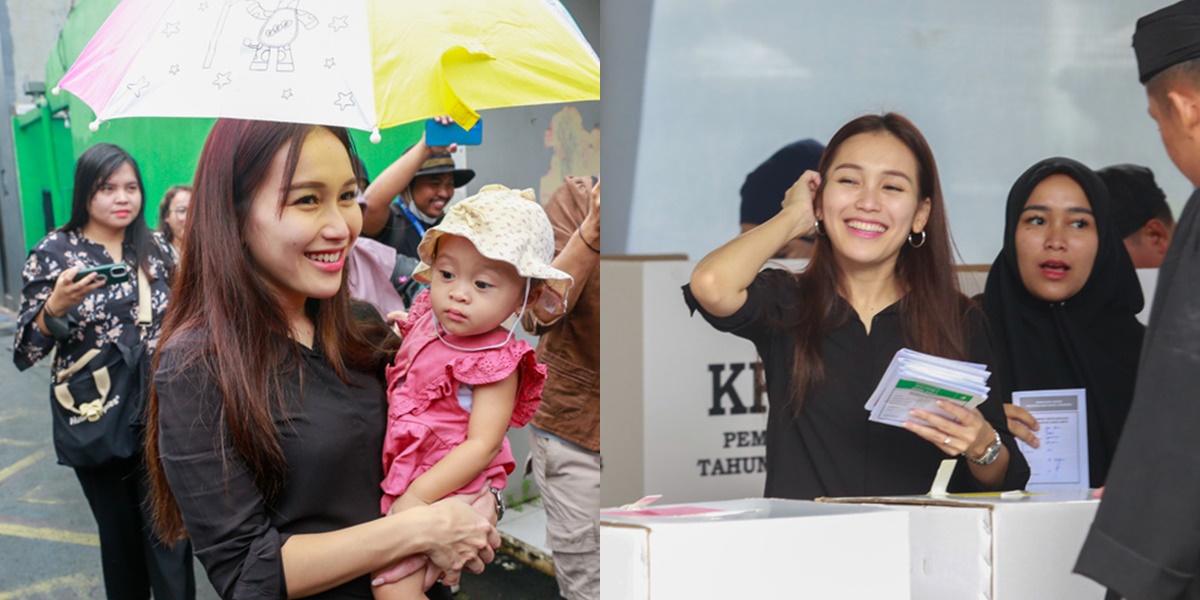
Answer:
[943, 436, 953, 445]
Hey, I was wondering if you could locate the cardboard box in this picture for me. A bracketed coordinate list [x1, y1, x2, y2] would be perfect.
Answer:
[600, 498, 911, 599]
[823, 490, 1104, 600]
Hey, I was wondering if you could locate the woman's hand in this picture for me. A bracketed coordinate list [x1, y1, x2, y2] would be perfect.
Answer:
[904, 400, 994, 459]
[580, 180, 600, 252]
[45, 265, 105, 317]
[780, 170, 821, 240]
[421, 495, 499, 587]
[1003, 404, 1040, 448]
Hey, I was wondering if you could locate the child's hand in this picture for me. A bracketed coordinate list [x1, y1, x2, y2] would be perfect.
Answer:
[386, 310, 408, 335]
[388, 492, 430, 515]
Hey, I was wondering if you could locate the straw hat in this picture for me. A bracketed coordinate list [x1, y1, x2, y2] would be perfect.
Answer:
[413, 184, 574, 303]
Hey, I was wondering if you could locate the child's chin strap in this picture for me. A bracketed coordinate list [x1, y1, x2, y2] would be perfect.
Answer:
[434, 277, 531, 353]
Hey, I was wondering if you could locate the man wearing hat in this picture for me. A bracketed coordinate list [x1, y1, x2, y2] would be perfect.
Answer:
[1075, 2, 1200, 598]
[1098, 164, 1176, 269]
[740, 139, 825, 260]
[361, 129, 476, 261]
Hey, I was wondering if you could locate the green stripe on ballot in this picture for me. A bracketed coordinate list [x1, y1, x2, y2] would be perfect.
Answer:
[895, 379, 972, 402]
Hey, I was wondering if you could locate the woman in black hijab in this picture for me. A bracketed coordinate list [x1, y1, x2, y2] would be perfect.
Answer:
[984, 157, 1144, 488]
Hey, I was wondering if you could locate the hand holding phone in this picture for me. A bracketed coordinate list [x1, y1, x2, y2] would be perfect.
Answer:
[73, 263, 131, 285]
[425, 118, 483, 146]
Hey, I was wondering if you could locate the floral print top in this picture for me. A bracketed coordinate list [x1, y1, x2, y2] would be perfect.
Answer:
[12, 229, 176, 380]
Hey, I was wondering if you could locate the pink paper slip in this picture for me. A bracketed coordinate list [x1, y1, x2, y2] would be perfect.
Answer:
[601, 506, 724, 518]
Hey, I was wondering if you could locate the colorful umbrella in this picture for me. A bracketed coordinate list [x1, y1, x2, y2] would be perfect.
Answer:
[55, 0, 600, 141]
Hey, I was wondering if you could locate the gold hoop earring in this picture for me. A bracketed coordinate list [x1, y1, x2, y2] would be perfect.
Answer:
[908, 230, 927, 248]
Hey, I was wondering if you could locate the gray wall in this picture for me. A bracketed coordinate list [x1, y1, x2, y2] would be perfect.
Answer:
[599, 0, 654, 255]
[617, 0, 1187, 264]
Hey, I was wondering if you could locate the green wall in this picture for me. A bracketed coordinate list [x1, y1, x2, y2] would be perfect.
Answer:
[15, 0, 422, 252]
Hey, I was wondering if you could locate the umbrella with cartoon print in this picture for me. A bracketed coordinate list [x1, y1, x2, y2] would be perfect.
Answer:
[55, 0, 600, 141]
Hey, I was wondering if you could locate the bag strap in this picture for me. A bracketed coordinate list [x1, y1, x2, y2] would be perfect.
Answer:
[55, 348, 102, 384]
[137, 267, 151, 326]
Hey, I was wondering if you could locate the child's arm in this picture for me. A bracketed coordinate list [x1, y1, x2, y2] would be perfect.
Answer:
[401, 372, 519, 508]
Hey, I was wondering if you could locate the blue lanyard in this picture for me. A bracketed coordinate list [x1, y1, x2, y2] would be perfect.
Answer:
[399, 203, 427, 238]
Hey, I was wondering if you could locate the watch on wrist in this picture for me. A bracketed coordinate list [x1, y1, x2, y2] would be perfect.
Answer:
[489, 486, 505, 522]
[966, 429, 1003, 466]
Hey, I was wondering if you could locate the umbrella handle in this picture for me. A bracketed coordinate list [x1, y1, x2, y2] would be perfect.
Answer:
[204, 0, 241, 69]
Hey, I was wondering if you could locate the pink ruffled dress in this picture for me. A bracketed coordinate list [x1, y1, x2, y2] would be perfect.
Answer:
[380, 290, 544, 514]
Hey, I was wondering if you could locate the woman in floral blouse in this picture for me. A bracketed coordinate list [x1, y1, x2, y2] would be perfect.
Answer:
[12, 143, 194, 599]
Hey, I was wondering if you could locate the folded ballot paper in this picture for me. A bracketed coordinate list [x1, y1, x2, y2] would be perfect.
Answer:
[865, 348, 990, 427]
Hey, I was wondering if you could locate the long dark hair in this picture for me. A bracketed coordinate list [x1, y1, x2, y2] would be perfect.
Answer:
[157, 184, 193, 245]
[63, 143, 169, 275]
[779, 113, 969, 416]
[145, 119, 397, 542]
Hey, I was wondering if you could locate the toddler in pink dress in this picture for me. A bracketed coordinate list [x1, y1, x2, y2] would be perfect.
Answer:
[374, 185, 573, 599]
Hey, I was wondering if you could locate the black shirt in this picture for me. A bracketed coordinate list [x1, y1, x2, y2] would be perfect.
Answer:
[684, 270, 1029, 500]
[156, 333, 387, 599]
[371, 204, 436, 260]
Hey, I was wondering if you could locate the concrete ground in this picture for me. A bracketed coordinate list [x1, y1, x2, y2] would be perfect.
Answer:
[0, 308, 560, 599]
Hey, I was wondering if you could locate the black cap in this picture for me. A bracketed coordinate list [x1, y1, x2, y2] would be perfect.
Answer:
[1097, 164, 1170, 238]
[1134, 0, 1200, 83]
[740, 139, 825, 225]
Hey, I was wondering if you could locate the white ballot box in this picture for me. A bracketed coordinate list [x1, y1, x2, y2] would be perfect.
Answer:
[823, 490, 1104, 600]
[600, 498, 911, 600]
[598, 257, 1064, 506]
[601, 256, 773, 506]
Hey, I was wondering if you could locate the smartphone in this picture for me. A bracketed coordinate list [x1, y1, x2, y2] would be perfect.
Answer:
[73, 263, 131, 285]
[425, 118, 483, 146]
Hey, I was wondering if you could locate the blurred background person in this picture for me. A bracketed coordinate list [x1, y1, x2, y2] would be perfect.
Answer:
[740, 139, 825, 260]
[13, 143, 193, 600]
[1097, 163, 1175, 269]
[361, 118, 476, 262]
[348, 158, 415, 316]
[521, 176, 600, 600]
[158, 185, 192, 257]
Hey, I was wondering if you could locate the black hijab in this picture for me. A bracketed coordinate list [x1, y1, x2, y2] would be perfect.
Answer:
[983, 157, 1145, 487]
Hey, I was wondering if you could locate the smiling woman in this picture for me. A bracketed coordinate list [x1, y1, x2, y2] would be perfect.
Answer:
[142, 119, 500, 599]
[12, 143, 193, 599]
[684, 113, 1029, 500]
[242, 127, 363, 341]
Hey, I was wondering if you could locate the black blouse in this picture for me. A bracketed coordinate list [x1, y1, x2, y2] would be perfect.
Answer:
[155, 334, 387, 599]
[13, 229, 175, 376]
[684, 270, 1029, 500]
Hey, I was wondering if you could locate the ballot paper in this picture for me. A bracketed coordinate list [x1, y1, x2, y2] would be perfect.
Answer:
[1012, 389, 1089, 491]
[865, 348, 990, 428]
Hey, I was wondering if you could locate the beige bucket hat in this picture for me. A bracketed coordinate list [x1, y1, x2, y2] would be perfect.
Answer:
[413, 184, 574, 305]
